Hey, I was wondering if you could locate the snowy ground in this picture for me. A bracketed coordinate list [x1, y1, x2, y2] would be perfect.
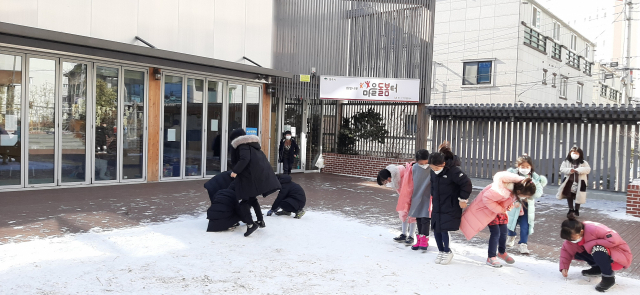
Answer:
[1, 211, 639, 295]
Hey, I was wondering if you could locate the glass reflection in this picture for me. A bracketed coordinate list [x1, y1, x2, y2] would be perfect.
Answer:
[28, 58, 56, 185]
[95, 66, 119, 181]
[163, 75, 183, 178]
[206, 80, 223, 175]
[227, 84, 243, 170]
[61, 62, 87, 183]
[0, 54, 22, 186]
[185, 78, 203, 176]
[122, 70, 145, 180]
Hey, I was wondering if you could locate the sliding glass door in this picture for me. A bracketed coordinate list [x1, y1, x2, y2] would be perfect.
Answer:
[0, 53, 23, 188]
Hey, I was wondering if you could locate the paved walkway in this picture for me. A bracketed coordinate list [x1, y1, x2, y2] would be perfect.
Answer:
[1, 173, 639, 278]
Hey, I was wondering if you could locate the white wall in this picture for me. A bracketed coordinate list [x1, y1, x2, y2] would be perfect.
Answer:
[0, 0, 274, 68]
[431, 0, 521, 105]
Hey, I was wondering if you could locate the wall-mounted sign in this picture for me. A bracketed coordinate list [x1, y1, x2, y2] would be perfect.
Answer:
[320, 75, 420, 102]
[300, 75, 311, 82]
[246, 128, 258, 136]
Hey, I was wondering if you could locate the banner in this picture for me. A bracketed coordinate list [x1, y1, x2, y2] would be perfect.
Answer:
[320, 75, 420, 102]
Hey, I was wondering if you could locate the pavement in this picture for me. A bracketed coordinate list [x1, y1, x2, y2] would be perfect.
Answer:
[1, 173, 639, 278]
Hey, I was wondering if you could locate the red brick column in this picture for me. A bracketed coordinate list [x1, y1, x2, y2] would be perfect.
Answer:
[321, 153, 413, 178]
[627, 180, 640, 218]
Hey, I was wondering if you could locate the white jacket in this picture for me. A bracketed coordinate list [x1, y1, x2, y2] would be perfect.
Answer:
[556, 160, 591, 204]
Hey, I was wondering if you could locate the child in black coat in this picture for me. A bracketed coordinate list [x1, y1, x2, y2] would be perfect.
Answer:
[267, 174, 307, 219]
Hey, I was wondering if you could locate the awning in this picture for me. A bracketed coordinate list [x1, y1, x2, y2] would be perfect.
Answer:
[0, 22, 292, 80]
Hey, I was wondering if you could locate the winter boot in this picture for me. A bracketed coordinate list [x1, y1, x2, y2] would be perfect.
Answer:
[404, 235, 414, 246]
[506, 236, 517, 247]
[411, 235, 423, 251]
[440, 250, 454, 265]
[244, 222, 259, 237]
[275, 210, 292, 216]
[486, 257, 503, 268]
[420, 236, 429, 251]
[595, 276, 615, 292]
[294, 210, 306, 219]
[393, 234, 407, 243]
[497, 252, 515, 264]
[575, 204, 581, 217]
[581, 265, 602, 277]
[256, 220, 266, 228]
[567, 209, 575, 219]
[519, 243, 531, 254]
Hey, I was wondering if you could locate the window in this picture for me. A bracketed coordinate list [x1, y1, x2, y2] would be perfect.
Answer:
[552, 21, 561, 40]
[552, 73, 557, 88]
[570, 34, 577, 51]
[524, 26, 546, 52]
[583, 60, 592, 76]
[609, 89, 619, 101]
[600, 70, 606, 83]
[532, 6, 541, 29]
[566, 51, 579, 69]
[463, 61, 493, 85]
[577, 84, 583, 103]
[552, 42, 562, 60]
[542, 69, 548, 85]
[585, 45, 590, 60]
[559, 76, 568, 98]
[600, 84, 608, 97]
[405, 115, 417, 136]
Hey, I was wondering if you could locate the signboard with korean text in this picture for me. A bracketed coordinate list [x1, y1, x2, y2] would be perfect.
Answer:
[319, 75, 420, 102]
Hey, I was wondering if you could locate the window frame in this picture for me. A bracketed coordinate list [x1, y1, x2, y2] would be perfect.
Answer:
[462, 60, 494, 86]
[559, 76, 568, 98]
[570, 34, 577, 51]
[552, 21, 560, 40]
[577, 83, 583, 103]
[532, 6, 541, 30]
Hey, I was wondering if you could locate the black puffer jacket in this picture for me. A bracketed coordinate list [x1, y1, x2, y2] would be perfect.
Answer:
[203, 171, 233, 202]
[278, 138, 300, 163]
[270, 174, 306, 212]
[430, 165, 472, 232]
[230, 134, 281, 200]
[206, 188, 239, 221]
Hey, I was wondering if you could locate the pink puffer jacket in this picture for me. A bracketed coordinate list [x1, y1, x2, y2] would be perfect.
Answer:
[559, 221, 633, 271]
[460, 171, 525, 240]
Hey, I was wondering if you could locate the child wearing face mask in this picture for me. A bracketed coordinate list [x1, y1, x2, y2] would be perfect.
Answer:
[377, 162, 417, 246]
[460, 172, 537, 267]
[557, 147, 591, 218]
[428, 151, 472, 265]
[559, 216, 633, 292]
[408, 149, 432, 252]
[506, 154, 548, 254]
[279, 131, 300, 175]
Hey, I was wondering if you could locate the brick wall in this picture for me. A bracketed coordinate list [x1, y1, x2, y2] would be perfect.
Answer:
[627, 179, 640, 218]
[321, 153, 413, 179]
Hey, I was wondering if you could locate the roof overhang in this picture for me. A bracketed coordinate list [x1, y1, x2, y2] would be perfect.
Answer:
[0, 21, 292, 80]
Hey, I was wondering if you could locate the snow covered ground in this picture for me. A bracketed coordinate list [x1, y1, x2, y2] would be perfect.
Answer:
[1, 211, 639, 294]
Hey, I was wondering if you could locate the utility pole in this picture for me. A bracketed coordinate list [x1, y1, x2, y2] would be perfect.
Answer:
[623, 0, 634, 103]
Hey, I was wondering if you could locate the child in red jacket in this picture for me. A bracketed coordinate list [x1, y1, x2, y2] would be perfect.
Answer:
[559, 216, 633, 292]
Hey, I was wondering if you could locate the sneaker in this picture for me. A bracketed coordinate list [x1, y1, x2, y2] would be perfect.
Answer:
[294, 210, 305, 219]
[275, 210, 292, 216]
[497, 252, 515, 264]
[404, 236, 414, 246]
[486, 257, 503, 268]
[244, 222, 259, 237]
[519, 243, 530, 254]
[435, 251, 444, 264]
[595, 276, 615, 292]
[506, 236, 517, 247]
[256, 220, 266, 228]
[393, 234, 407, 243]
[582, 266, 602, 277]
[440, 250, 454, 265]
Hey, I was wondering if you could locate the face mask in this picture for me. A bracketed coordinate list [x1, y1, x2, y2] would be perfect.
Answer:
[570, 236, 582, 244]
[571, 154, 579, 160]
[518, 168, 531, 175]
[285, 136, 292, 140]
[419, 164, 429, 169]
[433, 169, 443, 175]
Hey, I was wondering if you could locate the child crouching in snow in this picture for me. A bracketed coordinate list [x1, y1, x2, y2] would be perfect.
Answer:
[377, 163, 416, 246]
[559, 217, 633, 292]
[460, 171, 537, 268]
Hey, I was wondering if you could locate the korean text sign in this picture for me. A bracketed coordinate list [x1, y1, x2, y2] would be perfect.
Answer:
[319, 75, 420, 102]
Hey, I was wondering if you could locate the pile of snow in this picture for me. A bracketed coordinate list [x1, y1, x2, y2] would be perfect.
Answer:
[1, 211, 639, 294]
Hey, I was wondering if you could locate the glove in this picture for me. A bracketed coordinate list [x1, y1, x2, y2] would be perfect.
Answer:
[267, 210, 274, 216]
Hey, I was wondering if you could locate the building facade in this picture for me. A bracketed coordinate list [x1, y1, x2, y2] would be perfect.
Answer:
[431, 0, 595, 105]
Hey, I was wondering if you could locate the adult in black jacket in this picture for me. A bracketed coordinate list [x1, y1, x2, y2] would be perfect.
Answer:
[229, 128, 281, 228]
[266, 174, 307, 219]
[429, 151, 473, 265]
[206, 184, 259, 236]
[278, 131, 299, 174]
[204, 171, 233, 202]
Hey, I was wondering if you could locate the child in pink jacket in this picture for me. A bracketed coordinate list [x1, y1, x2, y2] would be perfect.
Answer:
[559, 217, 633, 292]
[377, 163, 416, 245]
[460, 171, 537, 268]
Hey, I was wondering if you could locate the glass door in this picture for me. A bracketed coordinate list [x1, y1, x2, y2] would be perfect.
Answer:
[185, 77, 204, 177]
[94, 65, 119, 181]
[205, 80, 224, 175]
[161, 75, 183, 179]
[0, 53, 23, 188]
[59, 60, 89, 184]
[121, 69, 146, 180]
[281, 96, 305, 172]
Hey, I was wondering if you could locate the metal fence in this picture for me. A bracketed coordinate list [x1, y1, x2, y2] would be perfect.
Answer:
[428, 104, 640, 192]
